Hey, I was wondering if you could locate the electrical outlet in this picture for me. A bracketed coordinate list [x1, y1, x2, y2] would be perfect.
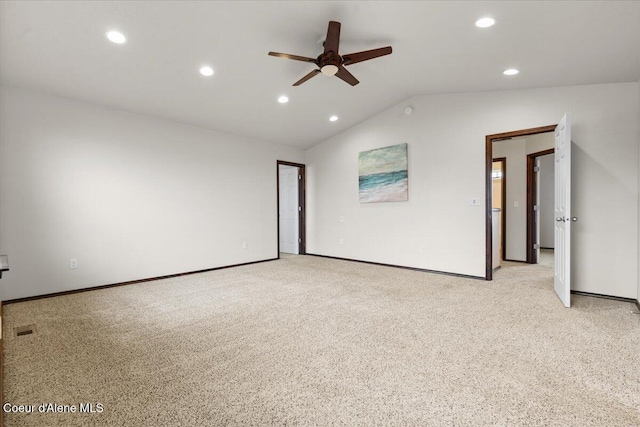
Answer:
[70, 258, 78, 269]
[468, 198, 481, 206]
[242, 242, 248, 250]
[420, 246, 426, 254]
[339, 238, 344, 245]
[339, 216, 344, 223]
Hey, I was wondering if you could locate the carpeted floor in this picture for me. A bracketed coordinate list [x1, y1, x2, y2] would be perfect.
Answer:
[2, 255, 639, 426]
[538, 248, 554, 268]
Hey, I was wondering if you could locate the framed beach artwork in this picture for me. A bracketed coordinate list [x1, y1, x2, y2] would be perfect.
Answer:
[358, 143, 408, 203]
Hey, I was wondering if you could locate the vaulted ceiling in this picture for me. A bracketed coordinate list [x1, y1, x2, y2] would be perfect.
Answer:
[1, 1, 639, 148]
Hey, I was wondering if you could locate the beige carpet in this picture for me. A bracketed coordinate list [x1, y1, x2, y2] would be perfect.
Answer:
[2, 255, 639, 426]
[538, 248, 554, 268]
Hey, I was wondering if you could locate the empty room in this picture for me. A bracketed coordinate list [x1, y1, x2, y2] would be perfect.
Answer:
[0, 1, 639, 426]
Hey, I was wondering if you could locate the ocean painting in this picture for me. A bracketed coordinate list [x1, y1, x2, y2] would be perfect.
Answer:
[359, 143, 408, 203]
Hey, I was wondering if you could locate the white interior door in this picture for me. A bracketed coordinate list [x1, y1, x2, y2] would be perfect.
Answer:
[279, 165, 299, 254]
[554, 114, 571, 307]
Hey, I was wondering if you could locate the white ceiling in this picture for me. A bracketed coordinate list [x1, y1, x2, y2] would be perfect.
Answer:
[1, 1, 639, 149]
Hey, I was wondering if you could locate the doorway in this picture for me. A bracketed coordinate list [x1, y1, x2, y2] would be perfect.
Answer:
[277, 161, 306, 256]
[527, 149, 555, 264]
[486, 116, 572, 307]
[485, 125, 556, 280]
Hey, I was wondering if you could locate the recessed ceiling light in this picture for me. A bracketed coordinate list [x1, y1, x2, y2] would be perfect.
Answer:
[503, 68, 519, 76]
[199, 66, 214, 77]
[106, 31, 126, 44]
[475, 17, 496, 28]
[278, 95, 289, 104]
[329, 115, 338, 122]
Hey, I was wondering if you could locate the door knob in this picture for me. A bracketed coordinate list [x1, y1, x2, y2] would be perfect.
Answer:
[571, 217, 578, 222]
[556, 217, 564, 222]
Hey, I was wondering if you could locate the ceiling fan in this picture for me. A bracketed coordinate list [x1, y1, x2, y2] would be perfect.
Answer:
[268, 21, 392, 86]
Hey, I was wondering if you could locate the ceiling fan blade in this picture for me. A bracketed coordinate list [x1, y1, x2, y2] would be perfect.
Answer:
[335, 66, 359, 86]
[323, 21, 341, 54]
[268, 52, 317, 63]
[293, 69, 321, 86]
[342, 46, 392, 65]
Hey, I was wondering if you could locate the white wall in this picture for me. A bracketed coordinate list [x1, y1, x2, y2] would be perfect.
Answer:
[306, 82, 639, 299]
[0, 86, 304, 300]
[539, 154, 555, 249]
[525, 132, 555, 155]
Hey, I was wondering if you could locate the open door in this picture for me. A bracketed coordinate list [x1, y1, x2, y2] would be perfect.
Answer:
[554, 114, 571, 307]
[279, 164, 299, 254]
[277, 160, 306, 256]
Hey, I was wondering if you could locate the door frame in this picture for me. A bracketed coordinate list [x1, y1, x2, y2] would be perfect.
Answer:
[526, 148, 555, 264]
[492, 157, 507, 262]
[485, 124, 556, 280]
[277, 160, 306, 256]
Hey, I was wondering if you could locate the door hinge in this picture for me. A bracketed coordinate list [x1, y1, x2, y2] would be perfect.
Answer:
[533, 204, 539, 211]
[534, 166, 540, 172]
[533, 243, 540, 249]
[298, 175, 302, 180]
[298, 238, 301, 243]
[298, 206, 302, 212]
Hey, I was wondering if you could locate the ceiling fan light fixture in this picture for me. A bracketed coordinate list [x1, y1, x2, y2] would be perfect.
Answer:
[329, 115, 339, 122]
[321, 64, 339, 76]
[503, 68, 519, 76]
[475, 17, 496, 28]
[278, 95, 289, 104]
